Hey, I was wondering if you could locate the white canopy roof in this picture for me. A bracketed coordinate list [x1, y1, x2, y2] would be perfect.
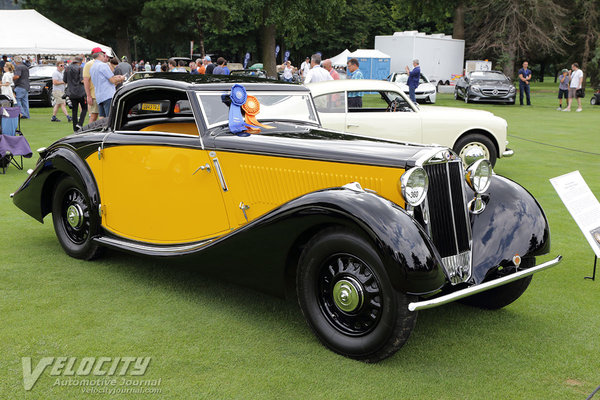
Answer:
[330, 49, 352, 67]
[349, 49, 391, 59]
[0, 10, 113, 56]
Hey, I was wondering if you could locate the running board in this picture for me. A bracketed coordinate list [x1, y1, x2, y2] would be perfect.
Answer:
[94, 236, 216, 257]
[408, 255, 562, 312]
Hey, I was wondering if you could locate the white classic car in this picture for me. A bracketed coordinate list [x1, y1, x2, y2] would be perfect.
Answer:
[387, 72, 437, 103]
[308, 79, 513, 166]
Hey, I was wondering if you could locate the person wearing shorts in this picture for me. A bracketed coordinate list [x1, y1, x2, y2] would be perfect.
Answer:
[557, 69, 569, 110]
[563, 62, 584, 112]
[50, 62, 72, 122]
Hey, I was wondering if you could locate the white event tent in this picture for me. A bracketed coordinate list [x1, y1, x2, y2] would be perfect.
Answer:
[0, 9, 113, 56]
[330, 49, 352, 68]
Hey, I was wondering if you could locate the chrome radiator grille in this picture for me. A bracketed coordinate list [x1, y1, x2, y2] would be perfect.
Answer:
[423, 161, 471, 281]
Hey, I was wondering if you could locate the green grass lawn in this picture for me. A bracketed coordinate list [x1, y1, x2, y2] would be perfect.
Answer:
[1, 81, 599, 399]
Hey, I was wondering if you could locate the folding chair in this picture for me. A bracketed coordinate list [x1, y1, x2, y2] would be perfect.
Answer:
[0, 105, 31, 174]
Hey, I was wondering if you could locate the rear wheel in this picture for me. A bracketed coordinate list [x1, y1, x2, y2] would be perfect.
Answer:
[459, 257, 535, 309]
[296, 227, 417, 363]
[453, 133, 497, 167]
[591, 97, 597, 106]
[52, 176, 102, 260]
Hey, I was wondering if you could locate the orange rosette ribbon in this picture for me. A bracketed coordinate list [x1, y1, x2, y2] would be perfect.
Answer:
[242, 95, 274, 133]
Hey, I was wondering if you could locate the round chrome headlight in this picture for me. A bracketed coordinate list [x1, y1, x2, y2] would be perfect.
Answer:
[400, 167, 429, 206]
[466, 159, 493, 193]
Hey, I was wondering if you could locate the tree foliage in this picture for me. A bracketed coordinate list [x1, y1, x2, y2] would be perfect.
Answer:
[16, 0, 599, 85]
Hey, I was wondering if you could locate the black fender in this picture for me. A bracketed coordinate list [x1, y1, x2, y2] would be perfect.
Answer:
[470, 175, 550, 284]
[12, 145, 100, 223]
[174, 186, 447, 297]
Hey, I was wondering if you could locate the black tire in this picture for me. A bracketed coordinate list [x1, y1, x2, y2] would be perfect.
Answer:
[52, 176, 102, 260]
[296, 227, 417, 362]
[459, 257, 534, 309]
[453, 133, 497, 167]
[464, 92, 469, 103]
[454, 89, 459, 100]
[591, 97, 597, 106]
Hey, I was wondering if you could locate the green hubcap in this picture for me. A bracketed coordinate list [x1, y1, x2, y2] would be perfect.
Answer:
[66, 204, 83, 229]
[332, 277, 363, 312]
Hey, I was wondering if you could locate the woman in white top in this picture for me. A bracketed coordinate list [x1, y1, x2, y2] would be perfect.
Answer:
[282, 61, 294, 82]
[1, 62, 16, 104]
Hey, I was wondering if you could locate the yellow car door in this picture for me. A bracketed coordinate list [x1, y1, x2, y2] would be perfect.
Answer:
[89, 132, 230, 244]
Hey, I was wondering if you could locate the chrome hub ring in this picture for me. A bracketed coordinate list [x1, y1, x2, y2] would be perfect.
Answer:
[332, 277, 364, 313]
[460, 142, 489, 166]
[66, 204, 83, 229]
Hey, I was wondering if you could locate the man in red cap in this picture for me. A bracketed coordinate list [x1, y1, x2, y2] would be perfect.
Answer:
[83, 47, 104, 123]
[89, 47, 126, 119]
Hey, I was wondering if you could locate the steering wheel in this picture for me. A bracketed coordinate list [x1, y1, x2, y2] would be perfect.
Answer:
[386, 97, 402, 112]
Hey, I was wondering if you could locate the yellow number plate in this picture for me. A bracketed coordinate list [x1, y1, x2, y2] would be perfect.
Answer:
[141, 103, 162, 112]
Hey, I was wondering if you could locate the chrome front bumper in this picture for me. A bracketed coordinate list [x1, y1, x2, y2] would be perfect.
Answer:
[408, 255, 562, 311]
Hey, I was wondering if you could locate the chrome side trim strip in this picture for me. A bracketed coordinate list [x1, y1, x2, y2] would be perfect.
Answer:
[408, 255, 562, 312]
[94, 236, 215, 255]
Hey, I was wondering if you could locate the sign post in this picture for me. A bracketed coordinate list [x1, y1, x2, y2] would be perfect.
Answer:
[550, 170, 600, 280]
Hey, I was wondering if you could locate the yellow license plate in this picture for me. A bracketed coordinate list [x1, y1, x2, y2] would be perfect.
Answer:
[141, 103, 162, 112]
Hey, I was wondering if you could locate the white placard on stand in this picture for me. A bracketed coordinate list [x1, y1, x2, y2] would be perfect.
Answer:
[550, 171, 600, 258]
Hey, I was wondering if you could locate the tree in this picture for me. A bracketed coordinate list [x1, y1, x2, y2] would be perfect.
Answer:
[22, 0, 143, 60]
[466, 0, 571, 77]
[575, 0, 600, 88]
[239, 0, 344, 77]
[140, 0, 230, 59]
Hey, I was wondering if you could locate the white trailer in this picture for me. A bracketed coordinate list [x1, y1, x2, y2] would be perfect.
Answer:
[374, 31, 465, 85]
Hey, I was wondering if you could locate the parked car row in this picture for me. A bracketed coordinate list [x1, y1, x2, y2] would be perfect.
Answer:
[12, 74, 560, 362]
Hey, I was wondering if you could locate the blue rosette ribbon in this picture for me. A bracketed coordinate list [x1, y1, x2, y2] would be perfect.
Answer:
[228, 84, 259, 136]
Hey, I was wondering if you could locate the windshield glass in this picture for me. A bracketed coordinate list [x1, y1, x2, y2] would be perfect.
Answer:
[392, 73, 427, 85]
[29, 65, 57, 77]
[196, 91, 318, 128]
[470, 71, 507, 81]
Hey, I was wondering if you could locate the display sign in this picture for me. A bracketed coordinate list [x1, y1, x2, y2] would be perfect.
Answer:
[550, 171, 600, 257]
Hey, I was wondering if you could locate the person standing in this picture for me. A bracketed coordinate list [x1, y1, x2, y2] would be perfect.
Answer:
[12, 56, 30, 119]
[405, 59, 421, 103]
[155, 62, 161, 72]
[280, 60, 294, 82]
[83, 48, 104, 123]
[189, 61, 199, 74]
[557, 69, 569, 111]
[64, 56, 87, 131]
[322, 59, 339, 80]
[518, 61, 532, 106]
[1, 62, 16, 104]
[300, 57, 311, 81]
[346, 58, 364, 109]
[304, 54, 333, 84]
[205, 56, 215, 74]
[563, 63, 584, 112]
[114, 56, 133, 80]
[50, 62, 72, 122]
[213, 57, 230, 75]
[89, 50, 126, 119]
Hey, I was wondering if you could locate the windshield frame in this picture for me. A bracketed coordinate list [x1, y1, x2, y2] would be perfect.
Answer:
[195, 90, 320, 130]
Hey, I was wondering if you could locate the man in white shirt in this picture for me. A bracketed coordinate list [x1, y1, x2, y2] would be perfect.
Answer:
[300, 57, 310, 80]
[303, 54, 333, 84]
[563, 62, 584, 112]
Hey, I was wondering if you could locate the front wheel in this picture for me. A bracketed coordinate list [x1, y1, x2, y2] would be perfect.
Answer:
[591, 97, 597, 106]
[52, 176, 102, 260]
[453, 133, 497, 167]
[296, 227, 417, 363]
[459, 257, 535, 309]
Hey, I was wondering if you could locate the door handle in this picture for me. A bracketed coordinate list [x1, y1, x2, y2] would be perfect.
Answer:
[192, 163, 211, 175]
[347, 124, 359, 128]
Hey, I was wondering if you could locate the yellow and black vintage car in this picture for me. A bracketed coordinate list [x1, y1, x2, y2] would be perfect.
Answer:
[12, 74, 561, 362]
